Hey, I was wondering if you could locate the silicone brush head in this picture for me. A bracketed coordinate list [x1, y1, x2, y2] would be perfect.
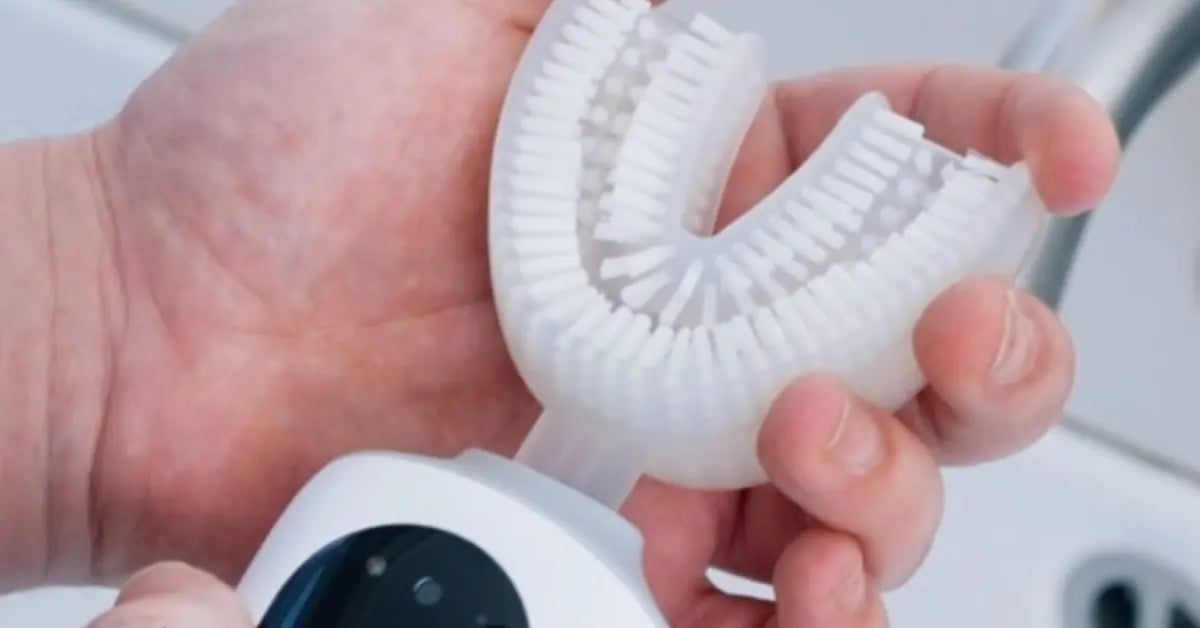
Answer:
[489, 0, 1048, 505]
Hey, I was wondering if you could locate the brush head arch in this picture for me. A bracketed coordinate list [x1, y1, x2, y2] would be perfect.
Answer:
[489, 0, 1048, 495]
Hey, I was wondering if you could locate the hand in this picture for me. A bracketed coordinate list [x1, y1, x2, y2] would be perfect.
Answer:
[0, 0, 1119, 625]
[87, 563, 251, 628]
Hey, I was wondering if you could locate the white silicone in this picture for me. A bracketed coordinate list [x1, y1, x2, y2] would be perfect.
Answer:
[489, 0, 1049, 506]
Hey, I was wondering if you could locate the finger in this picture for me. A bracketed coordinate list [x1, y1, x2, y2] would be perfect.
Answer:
[897, 275, 1074, 465]
[773, 528, 887, 627]
[89, 562, 252, 628]
[773, 63, 1120, 214]
[758, 374, 943, 589]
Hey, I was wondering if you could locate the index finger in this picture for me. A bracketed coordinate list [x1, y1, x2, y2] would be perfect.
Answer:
[772, 63, 1121, 214]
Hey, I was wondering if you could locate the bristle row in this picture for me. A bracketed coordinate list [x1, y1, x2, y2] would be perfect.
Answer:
[490, 4, 1033, 433]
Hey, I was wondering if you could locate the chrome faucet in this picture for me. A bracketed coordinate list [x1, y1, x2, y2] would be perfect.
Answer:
[1001, 0, 1200, 309]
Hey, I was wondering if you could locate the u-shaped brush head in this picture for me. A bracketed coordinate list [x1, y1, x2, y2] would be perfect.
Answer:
[489, 0, 1048, 504]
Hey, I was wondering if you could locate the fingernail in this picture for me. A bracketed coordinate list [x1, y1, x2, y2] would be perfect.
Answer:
[834, 567, 867, 611]
[990, 290, 1041, 386]
[825, 395, 883, 475]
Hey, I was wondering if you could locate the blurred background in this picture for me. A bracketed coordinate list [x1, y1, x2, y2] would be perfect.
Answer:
[2, 0, 1200, 625]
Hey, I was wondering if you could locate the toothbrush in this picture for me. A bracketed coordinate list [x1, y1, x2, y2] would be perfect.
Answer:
[489, 0, 1049, 508]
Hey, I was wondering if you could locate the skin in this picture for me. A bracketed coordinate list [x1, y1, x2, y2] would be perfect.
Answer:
[0, 0, 1120, 625]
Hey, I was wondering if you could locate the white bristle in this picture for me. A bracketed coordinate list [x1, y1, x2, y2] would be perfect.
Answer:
[767, 214, 828, 264]
[621, 271, 673, 307]
[510, 195, 574, 216]
[883, 231, 935, 280]
[904, 219, 959, 270]
[715, 254, 754, 295]
[603, 75, 628, 96]
[541, 278, 594, 314]
[803, 186, 865, 229]
[642, 84, 692, 119]
[575, 6, 626, 37]
[848, 142, 900, 177]
[634, 102, 688, 137]
[658, 260, 703, 326]
[731, 315, 771, 374]
[806, 274, 861, 344]
[914, 147, 935, 176]
[539, 60, 598, 89]
[607, 313, 652, 365]
[918, 206, 970, 244]
[655, 72, 701, 104]
[635, 325, 675, 369]
[511, 173, 579, 198]
[607, 185, 666, 218]
[636, 17, 662, 39]
[826, 265, 881, 329]
[550, 42, 607, 75]
[751, 308, 790, 361]
[525, 94, 588, 120]
[514, 236, 580, 256]
[527, 77, 590, 108]
[518, 114, 579, 138]
[833, 159, 888, 194]
[789, 287, 836, 347]
[867, 238, 922, 297]
[788, 205, 846, 250]
[732, 243, 786, 300]
[599, 244, 675, 279]
[873, 109, 925, 138]
[561, 293, 612, 344]
[589, 304, 635, 351]
[517, 254, 581, 278]
[817, 176, 872, 218]
[594, 220, 656, 245]
[528, 269, 588, 300]
[674, 32, 722, 64]
[664, 46, 713, 82]
[770, 296, 820, 359]
[701, 284, 719, 326]
[747, 229, 803, 277]
[563, 22, 613, 52]
[897, 178, 925, 204]
[625, 119, 682, 156]
[619, 141, 673, 174]
[510, 214, 576, 236]
[688, 12, 735, 45]
[861, 126, 915, 161]
[581, 169, 605, 195]
[690, 331, 720, 406]
[515, 153, 583, 176]
[587, 0, 639, 23]
[612, 161, 671, 196]
[848, 261, 902, 314]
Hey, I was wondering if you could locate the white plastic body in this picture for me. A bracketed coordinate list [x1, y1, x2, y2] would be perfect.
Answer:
[236, 450, 666, 627]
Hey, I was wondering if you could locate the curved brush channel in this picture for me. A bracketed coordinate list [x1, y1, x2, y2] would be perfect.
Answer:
[489, 0, 1049, 508]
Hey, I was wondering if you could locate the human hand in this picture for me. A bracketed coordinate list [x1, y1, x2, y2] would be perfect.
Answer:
[0, 0, 1119, 625]
[86, 563, 251, 628]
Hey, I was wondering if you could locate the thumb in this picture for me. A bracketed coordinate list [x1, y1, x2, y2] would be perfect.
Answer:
[88, 562, 252, 627]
